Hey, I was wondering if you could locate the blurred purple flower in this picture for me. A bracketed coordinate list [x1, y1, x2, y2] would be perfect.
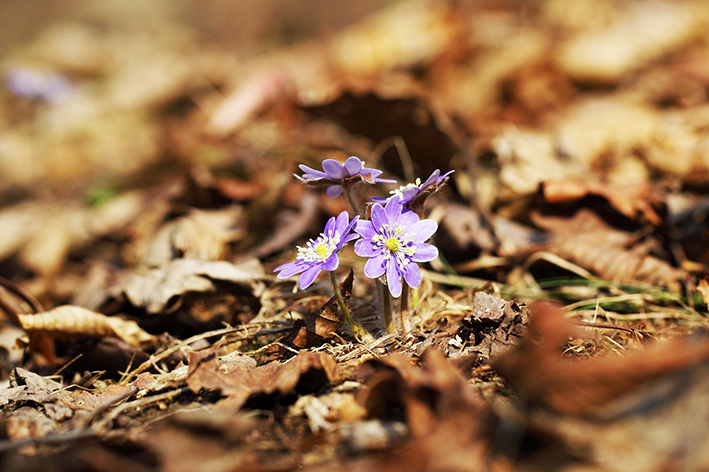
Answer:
[274, 211, 359, 289]
[298, 156, 396, 197]
[354, 196, 438, 298]
[373, 169, 454, 205]
[5, 67, 73, 104]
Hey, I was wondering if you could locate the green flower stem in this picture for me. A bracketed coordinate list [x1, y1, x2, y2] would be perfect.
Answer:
[400, 281, 412, 334]
[379, 279, 394, 334]
[331, 271, 373, 343]
[342, 181, 364, 218]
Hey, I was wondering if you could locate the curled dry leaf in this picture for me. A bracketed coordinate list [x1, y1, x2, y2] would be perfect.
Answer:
[142, 206, 244, 267]
[355, 350, 490, 471]
[17, 305, 154, 347]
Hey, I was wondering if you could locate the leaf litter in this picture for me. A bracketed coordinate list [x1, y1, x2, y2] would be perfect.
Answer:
[3, 1, 709, 471]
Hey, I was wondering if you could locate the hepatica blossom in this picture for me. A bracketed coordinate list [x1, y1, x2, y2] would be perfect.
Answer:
[298, 156, 396, 197]
[275, 211, 359, 288]
[374, 169, 454, 206]
[354, 196, 438, 298]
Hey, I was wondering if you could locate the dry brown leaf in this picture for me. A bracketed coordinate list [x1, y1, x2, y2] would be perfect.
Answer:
[355, 350, 490, 471]
[541, 180, 663, 225]
[556, 1, 701, 83]
[142, 206, 244, 266]
[492, 127, 585, 195]
[493, 301, 709, 418]
[699, 279, 709, 309]
[448, 292, 528, 363]
[282, 269, 353, 350]
[186, 350, 338, 413]
[18, 305, 154, 347]
[121, 258, 263, 314]
[533, 209, 687, 289]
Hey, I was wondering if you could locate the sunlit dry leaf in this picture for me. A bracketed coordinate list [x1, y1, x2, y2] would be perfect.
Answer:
[533, 209, 687, 289]
[17, 305, 154, 347]
[556, 1, 701, 83]
[330, 1, 457, 75]
[206, 68, 293, 136]
[142, 206, 244, 266]
[556, 98, 657, 169]
[493, 127, 584, 195]
[121, 258, 264, 314]
[698, 278, 709, 308]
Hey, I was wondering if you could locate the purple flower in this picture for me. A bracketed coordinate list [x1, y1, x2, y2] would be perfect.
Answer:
[354, 197, 438, 298]
[298, 156, 396, 197]
[274, 211, 360, 288]
[5, 67, 73, 104]
[373, 169, 454, 206]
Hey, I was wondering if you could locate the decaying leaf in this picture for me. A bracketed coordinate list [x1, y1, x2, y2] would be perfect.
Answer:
[187, 350, 338, 412]
[121, 258, 264, 314]
[355, 350, 490, 470]
[17, 305, 154, 347]
[447, 292, 528, 363]
[541, 179, 663, 226]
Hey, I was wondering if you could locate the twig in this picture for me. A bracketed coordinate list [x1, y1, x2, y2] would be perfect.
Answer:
[575, 320, 651, 338]
[120, 321, 283, 384]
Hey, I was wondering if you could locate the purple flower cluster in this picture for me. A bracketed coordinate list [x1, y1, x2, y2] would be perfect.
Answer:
[274, 211, 359, 288]
[354, 197, 438, 297]
[298, 156, 396, 197]
[277, 157, 448, 301]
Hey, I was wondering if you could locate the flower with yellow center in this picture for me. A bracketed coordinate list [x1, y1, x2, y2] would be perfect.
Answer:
[354, 196, 439, 298]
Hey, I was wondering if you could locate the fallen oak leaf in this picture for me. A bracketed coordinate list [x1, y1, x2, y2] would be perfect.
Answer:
[17, 305, 154, 347]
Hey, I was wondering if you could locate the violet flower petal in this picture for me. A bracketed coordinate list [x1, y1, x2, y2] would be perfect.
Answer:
[322, 159, 348, 179]
[364, 255, 387, 278]
[386, 262, 402, 298]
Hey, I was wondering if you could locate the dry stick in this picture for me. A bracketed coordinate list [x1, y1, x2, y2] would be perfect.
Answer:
[95, 386, 191, 431]
[0, 276, 44, 314]
[400, 282, 412, 335]
[75, 385, 139, 429]
[120, 322, 282, 384]
[379, 280, 394, 334]
[575, 320, 651, 338]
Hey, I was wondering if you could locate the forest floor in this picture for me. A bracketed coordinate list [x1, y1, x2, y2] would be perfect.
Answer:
[2, 1, 709, 471]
